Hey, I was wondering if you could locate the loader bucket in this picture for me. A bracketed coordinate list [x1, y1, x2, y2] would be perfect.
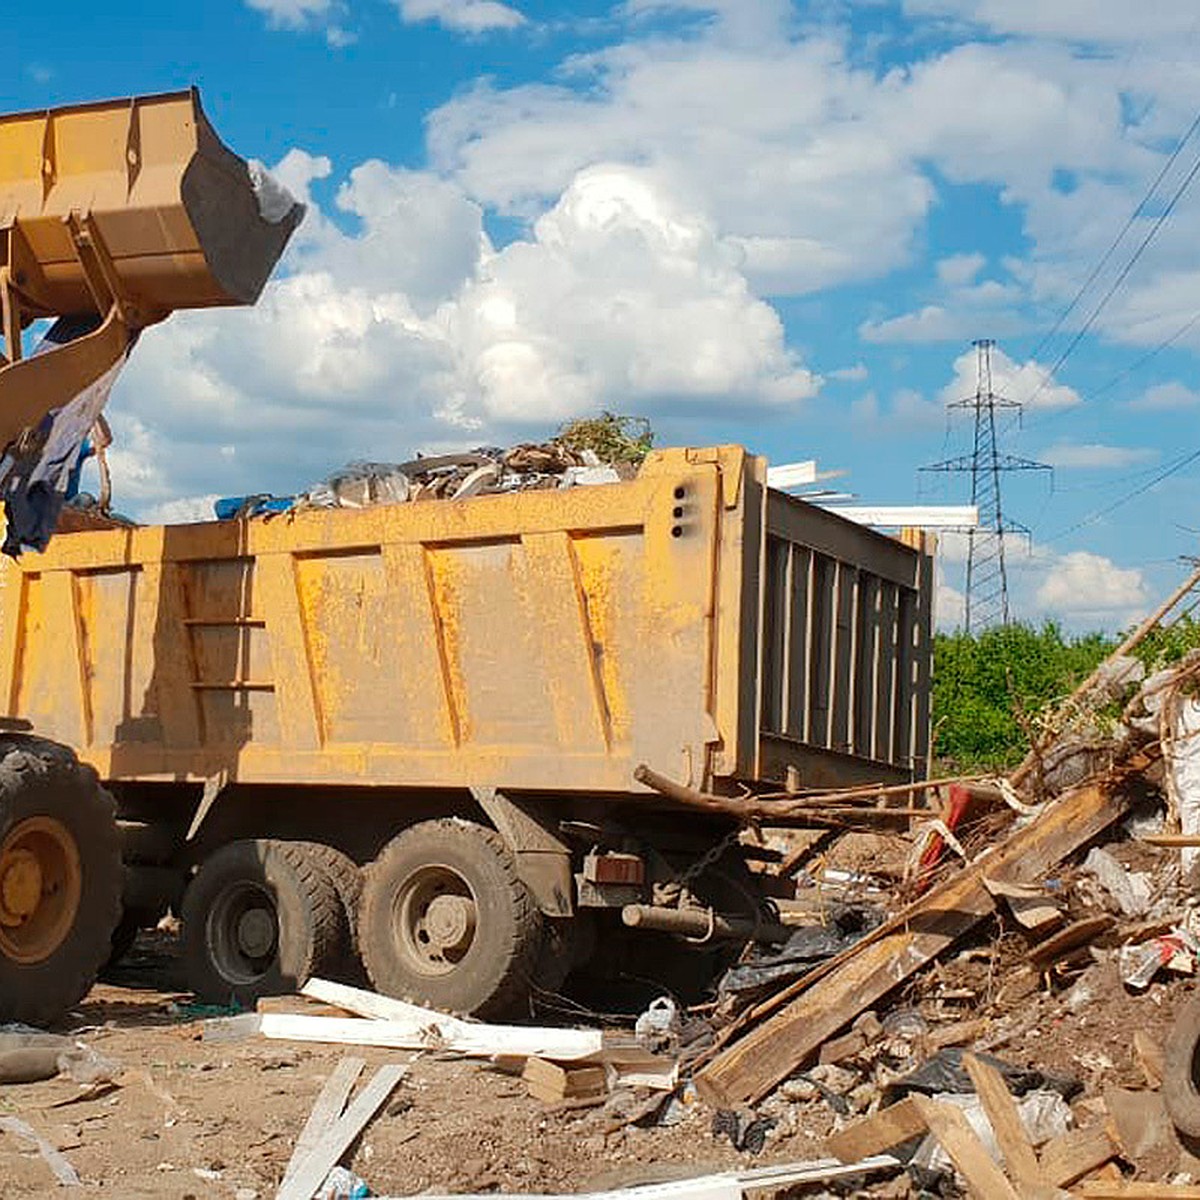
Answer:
[0, 87, 303, 325]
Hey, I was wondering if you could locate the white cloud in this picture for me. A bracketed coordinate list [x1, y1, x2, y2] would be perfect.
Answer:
[1130, 380, 1200, 411]
[108, 157, 816, 512]
[936, 253, 986, 287]
[936, 581, 966, 630]
[1040, 442, 1157, 469]
[245, 0, 332, 25]
[1035, 550, 1148, 617]
[396, 0, 525, 33]
[904, 0, 1199, 44]
[939, 344, 1081, 411]
[141, 495, 222, 525]
[244, 0, 351, 44]
[828, 362, 868, 382]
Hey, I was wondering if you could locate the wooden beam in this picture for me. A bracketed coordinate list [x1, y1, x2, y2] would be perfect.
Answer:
[276, 1064, 406, 1200]
[695, 779, 1129, 1107]
[909, 1097, 1021, 1200]
[1037, 1125, 1116, 1189]
[963, 1053, 1043, 1189]
[827, 1096, 927, 1162]
[281, 1056, 364, 1188]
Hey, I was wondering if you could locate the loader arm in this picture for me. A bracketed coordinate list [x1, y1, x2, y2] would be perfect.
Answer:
[0, 88, 303, 538]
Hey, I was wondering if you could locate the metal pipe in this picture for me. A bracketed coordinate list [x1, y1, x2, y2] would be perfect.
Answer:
[621, 903, 790, 944]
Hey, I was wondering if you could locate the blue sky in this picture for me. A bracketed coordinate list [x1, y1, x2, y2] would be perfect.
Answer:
[8, 0, 1200, 631]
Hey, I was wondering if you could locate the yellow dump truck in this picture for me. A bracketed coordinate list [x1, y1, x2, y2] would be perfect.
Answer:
[0, 90, 302, 1024]
[0, 442, 934, 1015]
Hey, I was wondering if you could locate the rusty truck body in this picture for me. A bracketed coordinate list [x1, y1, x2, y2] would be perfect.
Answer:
[0, 444, 933, 1015]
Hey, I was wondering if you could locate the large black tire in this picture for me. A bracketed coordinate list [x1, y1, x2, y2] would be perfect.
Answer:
[1165, 993, 1200, 1138]
[182, 838, 344, 1006]
[286, 841, 362, 944]
[0, 736, 122, 1027]
[359, 819, 542, 1019]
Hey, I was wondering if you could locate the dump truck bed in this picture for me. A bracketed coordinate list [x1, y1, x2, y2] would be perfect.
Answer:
[0, 446, 932, 793]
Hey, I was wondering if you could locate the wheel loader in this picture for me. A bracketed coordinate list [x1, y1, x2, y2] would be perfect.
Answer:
[0, 89, 302, 1025]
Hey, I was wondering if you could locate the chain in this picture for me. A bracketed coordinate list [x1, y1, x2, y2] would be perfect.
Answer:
[678, 825, 743, 888]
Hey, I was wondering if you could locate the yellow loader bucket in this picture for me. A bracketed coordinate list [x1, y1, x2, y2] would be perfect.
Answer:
[0, 88, 303, 554]
[0, 87, 302, 323]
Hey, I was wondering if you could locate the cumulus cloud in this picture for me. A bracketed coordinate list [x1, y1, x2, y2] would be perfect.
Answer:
[936, 253, 986, 287]
[939, 343, 1081, 410]
[1039, 442, 1157, 469]
[904, 0, 1199, 44]
[395, 0, 525, 33]
[1035, 550, 1148, 617]
[108, 158, 815, 512]
[1130, 381, 1200, 411]
[243, 0, 352, 43]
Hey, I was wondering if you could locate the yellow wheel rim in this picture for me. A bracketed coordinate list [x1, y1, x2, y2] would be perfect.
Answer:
[0, 817, 82, 965]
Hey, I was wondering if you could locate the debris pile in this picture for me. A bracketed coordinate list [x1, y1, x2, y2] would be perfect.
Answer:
[214, 414, 651, 521]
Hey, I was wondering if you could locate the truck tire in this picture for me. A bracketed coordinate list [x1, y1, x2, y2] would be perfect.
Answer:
[287, 842, 362, 944]
[182, 839, 343, 1006]
[359, 819, 542, 1019]
[1165, 993, 1200, 1138]
[0, 737, 122, 1027]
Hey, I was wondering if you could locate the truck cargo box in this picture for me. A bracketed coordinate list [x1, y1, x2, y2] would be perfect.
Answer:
[0, 445, 932, 796]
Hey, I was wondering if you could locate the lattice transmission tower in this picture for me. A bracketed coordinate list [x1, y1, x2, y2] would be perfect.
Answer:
[921, 339, 1050, 632]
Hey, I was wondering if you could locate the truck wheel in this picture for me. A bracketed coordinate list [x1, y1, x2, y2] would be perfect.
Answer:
[287, 842, 362, 943]
[0, 737, 122, 1027]
[182, 839, 343, 1006]
[359, 819, 542, 1018]
[1165, 993, 1200, 1137]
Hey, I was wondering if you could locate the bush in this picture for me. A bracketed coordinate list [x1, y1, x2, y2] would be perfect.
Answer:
[932, 622, 1113, 773]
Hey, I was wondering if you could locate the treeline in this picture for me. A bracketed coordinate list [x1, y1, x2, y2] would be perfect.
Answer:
[931, 618, 1200, 773]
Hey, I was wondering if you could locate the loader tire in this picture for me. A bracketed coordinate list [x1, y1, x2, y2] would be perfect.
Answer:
[360, 819, 542, 1019]
[1165, 993, 1200, 1138]
[182, 839, 343, 1007]
[0, 737, 122, 1027]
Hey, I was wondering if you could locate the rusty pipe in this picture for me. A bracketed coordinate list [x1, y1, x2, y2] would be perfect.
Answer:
[621, 903, 790, 944]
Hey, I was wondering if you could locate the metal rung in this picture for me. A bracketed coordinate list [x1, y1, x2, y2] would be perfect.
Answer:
[183, 618, 266, 627]
[189, 681, 275, 691]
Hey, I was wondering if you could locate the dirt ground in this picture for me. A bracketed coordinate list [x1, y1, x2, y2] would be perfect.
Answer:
[0, 934, 829, 1199]
[4, 907, 1198, 1198]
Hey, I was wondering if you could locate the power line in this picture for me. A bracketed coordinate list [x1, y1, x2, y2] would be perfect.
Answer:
[1024, 145, 1200, 408]
[1043, 446, 1200, 544]
[1027, 108, 1200, 368]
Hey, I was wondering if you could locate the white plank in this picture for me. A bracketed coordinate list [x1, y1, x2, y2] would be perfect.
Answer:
[206, 1010, 603, 1062]
[817, 505, 979, 529]
[301, 979, 604, 1060]
[0, 1115, 81, 1187]
[389, 1156, 900, 1200]
[281, 1056, 365, 1187]
[276, 1063, 406, 1200]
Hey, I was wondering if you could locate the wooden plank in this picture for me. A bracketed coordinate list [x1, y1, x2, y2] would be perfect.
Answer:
[963, 1052, 1042, 1188]
[1077, 1186, 1200, 1198]
[827, 1096, 927, 1162]
[1037, 1125, 1116, 1188]
[0, 1115, 81, 1187]
[282, 1056, 365, 1187]
[277, 1063, 406, 1200]
[1133, 1031, 1165, 1089]
[909, 1096, 1021, 1200]
[783, 545, 810, 739]
[403, 1156, 901, 1200]
[695, 778, 1129, 1107]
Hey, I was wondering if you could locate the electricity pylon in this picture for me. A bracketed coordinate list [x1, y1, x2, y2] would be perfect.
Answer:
[921, 339, 1050, 632]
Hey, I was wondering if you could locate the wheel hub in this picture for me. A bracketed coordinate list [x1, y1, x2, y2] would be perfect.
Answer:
[0, 816, 83, 965]
[425, 894, 476, 952]
[236, 907, 276, 959]
[0, 848, 43, 924]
